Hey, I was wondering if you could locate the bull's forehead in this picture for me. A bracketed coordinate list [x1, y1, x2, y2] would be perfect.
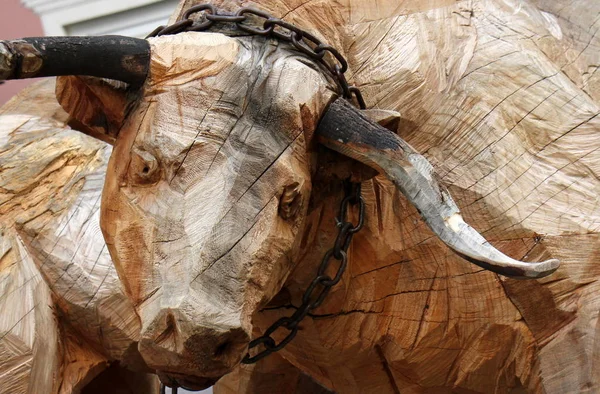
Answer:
[138, 32, 333, 163]
[149, 32, 239, 88]
[142, 33, 242, 162]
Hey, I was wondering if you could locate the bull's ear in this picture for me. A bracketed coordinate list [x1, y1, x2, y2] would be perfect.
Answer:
[362, 108, 402, 132]
[316, 99, 560, 279]
[0, 36, 150, 145]
[56, 76, 136, 145]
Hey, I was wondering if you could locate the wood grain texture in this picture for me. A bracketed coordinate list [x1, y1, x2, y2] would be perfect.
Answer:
[0, 0, 598, 393]
[164, 1, 598, 393]
[215, 352, 332, 393]
[0, 78, 68, 122]
[0, 82, 154, 393]
[56, 76, 136, 145]
[98, 31, 335, 390]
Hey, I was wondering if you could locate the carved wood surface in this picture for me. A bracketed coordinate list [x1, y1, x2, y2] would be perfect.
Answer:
[0, 0, 598, 393]
[166, 1, 598, 393]
[0, 80, 155, 393]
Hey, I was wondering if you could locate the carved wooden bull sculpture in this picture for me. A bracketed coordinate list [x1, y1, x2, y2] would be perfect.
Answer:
[0, 0, 599, 393]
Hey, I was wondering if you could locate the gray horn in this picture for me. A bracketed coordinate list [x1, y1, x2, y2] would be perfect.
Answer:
[316, 99, 560, 279]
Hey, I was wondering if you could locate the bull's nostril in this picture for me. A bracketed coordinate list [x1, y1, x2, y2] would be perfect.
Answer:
[214, 340, 232, 358]
[155, 312, 178, 345]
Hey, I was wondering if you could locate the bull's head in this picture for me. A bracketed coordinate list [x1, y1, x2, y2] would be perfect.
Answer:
[0, 31, 559, 389]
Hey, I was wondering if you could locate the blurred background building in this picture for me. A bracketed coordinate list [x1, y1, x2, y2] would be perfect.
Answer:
[0, 0, 178, 104]
[0, 0, 43, 105]
[0, 1, 211, 393]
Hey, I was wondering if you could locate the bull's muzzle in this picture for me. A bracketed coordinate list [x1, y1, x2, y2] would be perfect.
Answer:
[139, 308, 249, 388]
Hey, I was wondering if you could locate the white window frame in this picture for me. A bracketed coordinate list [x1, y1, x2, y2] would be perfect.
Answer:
[22, 0, 171, 36]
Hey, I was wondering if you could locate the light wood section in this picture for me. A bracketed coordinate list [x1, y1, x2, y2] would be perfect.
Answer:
[168, 1, 599, 393]
[0, 81, 153, 393]
[0, 0, 598, 393]
[98, 31, 335, 389]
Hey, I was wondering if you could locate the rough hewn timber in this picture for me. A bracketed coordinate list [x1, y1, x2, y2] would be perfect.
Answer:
[0, 0, 599, 393]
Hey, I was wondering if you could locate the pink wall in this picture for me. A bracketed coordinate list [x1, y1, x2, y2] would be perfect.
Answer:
[0, 0, 44, 106]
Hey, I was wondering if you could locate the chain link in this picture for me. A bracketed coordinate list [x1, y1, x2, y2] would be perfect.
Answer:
[242, 183, 364, 364]
[151, 5, 367, 387]
[147, 4, 366, 109]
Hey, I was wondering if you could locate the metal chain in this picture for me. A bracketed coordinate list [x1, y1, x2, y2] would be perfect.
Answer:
[147, 4, 366, 109]
[243, 182, 365, 364]
[150, 5, 367, 390]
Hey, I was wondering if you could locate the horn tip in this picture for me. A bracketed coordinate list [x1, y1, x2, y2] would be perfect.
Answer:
[0, 41, 16, 81]
[523, 258, 560, 279]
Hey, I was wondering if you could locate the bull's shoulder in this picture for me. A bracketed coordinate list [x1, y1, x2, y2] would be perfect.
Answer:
[0, 80, 74, 393]
[0, 81, 142, 391]
[0, 78, 69, 121]
[0, 80, 109, 258]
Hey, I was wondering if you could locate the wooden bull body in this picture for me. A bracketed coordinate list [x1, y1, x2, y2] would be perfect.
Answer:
[0, 0, 599, 393]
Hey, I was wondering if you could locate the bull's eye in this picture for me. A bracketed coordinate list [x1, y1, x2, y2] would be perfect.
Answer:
[129, 148, 161, 186]
[279, 182, 302, 220]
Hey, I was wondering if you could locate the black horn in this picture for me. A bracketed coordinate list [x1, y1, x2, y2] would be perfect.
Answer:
[0, 36, 150, 86]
